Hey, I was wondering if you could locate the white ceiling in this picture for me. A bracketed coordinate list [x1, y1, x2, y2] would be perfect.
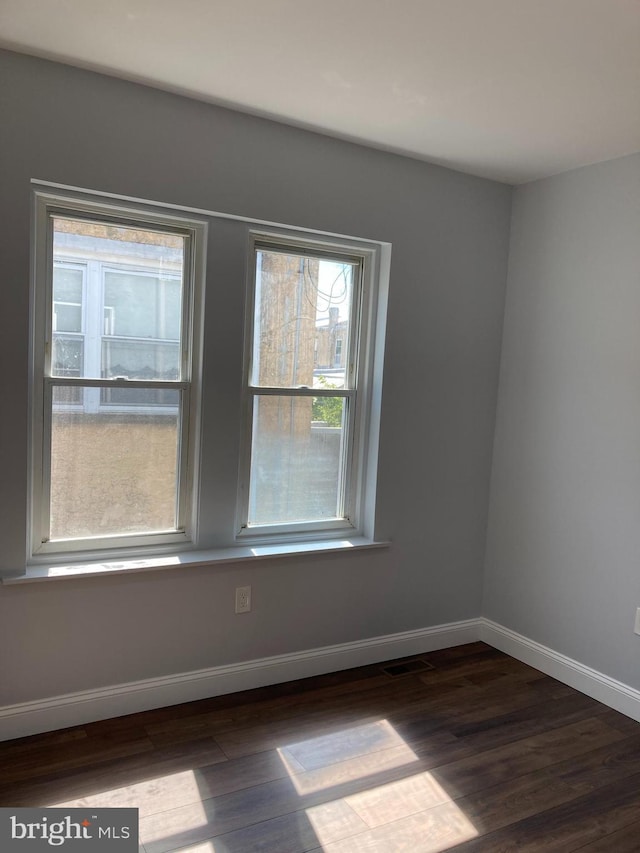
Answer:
[1, 0, 639, 184]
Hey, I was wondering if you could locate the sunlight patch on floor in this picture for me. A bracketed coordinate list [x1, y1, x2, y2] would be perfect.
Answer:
[50, 768, 209, 823]
[278, 719, 419, 795]
[48, 719, 477, 852]
[280, 719, 478, 852]
[311, 799, 478, 852]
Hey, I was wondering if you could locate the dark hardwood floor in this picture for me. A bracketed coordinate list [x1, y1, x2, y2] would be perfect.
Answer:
[2, 642, 640, 852]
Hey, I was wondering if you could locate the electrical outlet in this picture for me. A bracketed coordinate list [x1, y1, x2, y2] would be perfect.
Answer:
[235, 585, 251, 614]
[635, 607, 640, 636]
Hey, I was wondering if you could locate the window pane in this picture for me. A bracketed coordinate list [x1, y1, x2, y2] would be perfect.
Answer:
[53, 302, 82, 333]
[51, 336, 84, 404]
[50, 386, 180, 540]
[104, 271, 181, 340]
[52, 267, 83, 375]
[53, 266, 83, 304]
[248, 395, 346, 525]
[101, 339, 179, 382]
[252, 249, 355, 389]
[52, 336, 83, 377]
[52, 217, 185, 379]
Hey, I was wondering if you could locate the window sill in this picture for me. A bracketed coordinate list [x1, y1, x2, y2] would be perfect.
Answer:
[3, 538, 390, 584]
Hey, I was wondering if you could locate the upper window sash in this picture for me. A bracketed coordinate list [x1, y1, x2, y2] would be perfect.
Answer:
[249, 238, 363, 392]
[45, 216, 192, 384]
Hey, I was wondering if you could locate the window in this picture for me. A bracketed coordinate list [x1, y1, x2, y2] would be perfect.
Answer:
[31, 192, 204, 556]
[238, 239, 366, 537]
[29, 187, 387, 567]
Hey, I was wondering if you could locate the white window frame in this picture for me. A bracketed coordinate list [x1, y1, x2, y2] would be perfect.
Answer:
[23, 182, 388, 575]
[236, 231, 379, 544]
[29, 190, 206, 560]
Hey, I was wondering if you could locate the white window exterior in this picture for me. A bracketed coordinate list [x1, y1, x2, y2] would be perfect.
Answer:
[29, 187, 387, 569]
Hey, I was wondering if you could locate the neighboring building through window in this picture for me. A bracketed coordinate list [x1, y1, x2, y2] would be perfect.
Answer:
[52, 223, 183, 412]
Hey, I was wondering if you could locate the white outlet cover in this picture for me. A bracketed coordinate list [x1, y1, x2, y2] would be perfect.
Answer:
[235, 585, 251, 613]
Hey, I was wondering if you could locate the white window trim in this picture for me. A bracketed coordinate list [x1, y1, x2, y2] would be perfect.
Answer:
[18, 180, 390, 578]
[7, 538, 391, 584]
[29, 189, 207, 562]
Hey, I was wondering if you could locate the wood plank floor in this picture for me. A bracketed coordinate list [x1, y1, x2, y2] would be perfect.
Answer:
[2, 642, 640, 852]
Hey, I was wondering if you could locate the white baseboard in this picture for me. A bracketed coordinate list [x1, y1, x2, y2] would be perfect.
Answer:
[479, 618, 640, 723]
[0, 619, 480, 742]
[5, 617, 639, 743]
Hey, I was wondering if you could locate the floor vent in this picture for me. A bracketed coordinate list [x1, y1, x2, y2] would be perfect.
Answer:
[381, 659, 436, 677]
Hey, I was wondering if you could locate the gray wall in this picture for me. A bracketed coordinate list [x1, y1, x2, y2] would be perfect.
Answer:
[484, 152, 640, 688]
[0, 50, 511, 706]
